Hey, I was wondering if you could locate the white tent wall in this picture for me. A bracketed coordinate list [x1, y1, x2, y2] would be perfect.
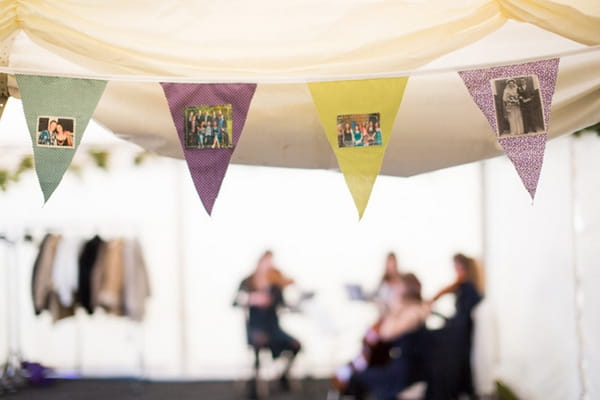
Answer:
[480, 134, 600, 399]
[574, 134, 600, 400]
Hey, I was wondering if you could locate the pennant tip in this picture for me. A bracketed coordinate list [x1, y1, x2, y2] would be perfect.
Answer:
[202, 202, 215, 216]
[356, 206, 367, 221]
[42, 191, 53, 205]
[528, 189, 536, 204]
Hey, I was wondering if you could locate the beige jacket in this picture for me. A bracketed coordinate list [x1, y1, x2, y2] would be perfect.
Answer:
[123, 238, 151, 321]
[96, 239, 125, 314]
[32, 234, 61, 314]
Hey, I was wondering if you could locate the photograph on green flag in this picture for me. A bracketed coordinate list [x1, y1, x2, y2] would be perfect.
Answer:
[36, 116, 76, 148]
[184, 104, 233, 149]
[336, 113, 382, 148]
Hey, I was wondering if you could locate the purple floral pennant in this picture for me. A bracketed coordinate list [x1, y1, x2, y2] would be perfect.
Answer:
[459, 59, 560, 199]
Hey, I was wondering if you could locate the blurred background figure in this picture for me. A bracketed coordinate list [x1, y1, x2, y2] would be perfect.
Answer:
[373, 252, 402, 314]
[427, 253, 483, 400]
[234, 251, 302, 399]
[333, 273, 429, 400]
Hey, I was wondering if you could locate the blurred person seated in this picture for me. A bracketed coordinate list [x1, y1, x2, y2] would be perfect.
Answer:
[333, 273, 430, 400]
[233, 250, 301, 399]
[427, 253, 483, 400]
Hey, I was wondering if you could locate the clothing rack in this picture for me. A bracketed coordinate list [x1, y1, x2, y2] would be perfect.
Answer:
[0, 223, 148, 394]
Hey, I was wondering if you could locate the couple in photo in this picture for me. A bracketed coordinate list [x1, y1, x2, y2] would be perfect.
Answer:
[38, 119, 73, 147]
[501, 78, 543, 136]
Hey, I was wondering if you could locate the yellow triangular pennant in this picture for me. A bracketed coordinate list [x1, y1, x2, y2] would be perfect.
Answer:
[309, 78, 408, 218]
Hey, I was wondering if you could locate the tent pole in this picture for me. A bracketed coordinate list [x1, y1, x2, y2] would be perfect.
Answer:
[174, 162, 189, 377]
[479, 161, 488, 270]
[569, 136, 588, 400]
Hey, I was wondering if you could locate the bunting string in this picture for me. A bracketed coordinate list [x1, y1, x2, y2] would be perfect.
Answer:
[0, 51, 574, 213]
[0, 46, 596, 84]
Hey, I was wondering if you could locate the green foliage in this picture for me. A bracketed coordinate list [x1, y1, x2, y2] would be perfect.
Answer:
[0, 169, 8, 191]
[88, 149, 110, 170]
[573, 122, 600, 137]
[134, 151, 153, 166]
[0, 148, 153, 193]
[496, 380, 519, 400]
[12, 155, 34, 182]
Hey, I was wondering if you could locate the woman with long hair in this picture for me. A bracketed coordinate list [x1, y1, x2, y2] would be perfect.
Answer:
[343, 122, 353, 147]
[374, 121, 382, 145]
[429, 253, 483, 399]
[373, 252, 402, 313]
[366, 120, 376, 146]
[234, 251, 301, 398]
[55, 122, 73, 147]
[353, 123, 363, 147]
[431, 253, 484, 303]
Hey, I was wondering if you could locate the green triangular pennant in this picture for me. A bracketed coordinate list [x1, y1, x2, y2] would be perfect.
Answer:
[16, 75, 107, 202]
[0, 73, 8, 120]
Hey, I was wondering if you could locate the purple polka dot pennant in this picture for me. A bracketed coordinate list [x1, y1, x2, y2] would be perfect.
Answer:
[458, 58, 560, 200]
[161, 83, 257, 215]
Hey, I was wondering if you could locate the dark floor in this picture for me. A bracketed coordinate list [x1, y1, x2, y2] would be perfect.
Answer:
[1, 378, 333, 400]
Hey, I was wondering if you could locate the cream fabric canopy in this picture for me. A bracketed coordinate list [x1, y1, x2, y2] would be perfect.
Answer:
[1, 0, 599, 176]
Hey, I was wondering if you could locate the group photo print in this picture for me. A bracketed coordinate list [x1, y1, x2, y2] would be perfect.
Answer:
[491, 75, 546, 137]
[336, 112, 382, 148]
[184, 104, 233, 149]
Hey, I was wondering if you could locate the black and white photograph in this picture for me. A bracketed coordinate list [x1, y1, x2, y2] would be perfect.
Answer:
[336, 113, 382, 148]
[491, 75, 545, 137]
[36, 116, 76, 148]
[184, 104, 233, 149]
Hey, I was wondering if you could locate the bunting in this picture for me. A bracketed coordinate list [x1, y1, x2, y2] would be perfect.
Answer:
[15, 75, 107, 202]
[309, 78, 408, 218]
[5, 58, 569, 213]
[459, 59, 560, 199]
[160, 83, 257, 215]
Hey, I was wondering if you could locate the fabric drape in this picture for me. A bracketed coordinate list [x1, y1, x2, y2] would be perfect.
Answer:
[0, 1, 598, 80]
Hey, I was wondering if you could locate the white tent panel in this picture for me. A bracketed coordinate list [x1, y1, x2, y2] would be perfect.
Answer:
[574, 135, 600, 400]
[483, 137, 581, 399]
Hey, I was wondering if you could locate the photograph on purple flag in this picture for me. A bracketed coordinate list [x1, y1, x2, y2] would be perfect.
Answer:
[36, 116, 76, 148]
[336, 113, 382, 148]
[184, 104, 233, 149]
[491, 75, 545, 138]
